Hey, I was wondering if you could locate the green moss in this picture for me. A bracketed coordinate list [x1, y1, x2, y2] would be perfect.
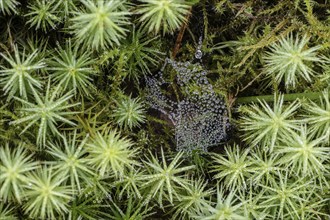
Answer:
[0, 0, 329, 219]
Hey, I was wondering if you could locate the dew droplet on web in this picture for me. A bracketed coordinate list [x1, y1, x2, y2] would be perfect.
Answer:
[195, 50, 203, 59]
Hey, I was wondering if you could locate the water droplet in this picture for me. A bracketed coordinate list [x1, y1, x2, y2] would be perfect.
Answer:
[195, 50, 203, 59]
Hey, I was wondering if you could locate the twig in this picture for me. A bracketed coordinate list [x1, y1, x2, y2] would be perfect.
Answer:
[236, 91, 328, 104]
[239, 71, 264, 93]
[172, 8, 192, 59]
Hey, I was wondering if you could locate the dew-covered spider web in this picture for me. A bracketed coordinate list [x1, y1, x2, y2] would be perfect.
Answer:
[145, 37, 229, 153]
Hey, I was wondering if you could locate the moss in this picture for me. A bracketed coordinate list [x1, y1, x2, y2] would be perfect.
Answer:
[0, 0, 329, 219]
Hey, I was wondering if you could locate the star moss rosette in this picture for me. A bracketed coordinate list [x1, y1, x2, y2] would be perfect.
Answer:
[25, 0, 61, 32]
[0, 144, 39, 203]
[112, 95, 146, 130]
[275, 125, 329, 178]
[211, 145, 253, 191]
[171, 177, 213, 219]
[0, 0, 19, 15]
[23, 166, 72, 219]
[11, 82, 79, 147]
[264, 34, 322, 88]
[0, 45, 45, 100]
[141, 149, 195, 208]
[46, 131, 95, 192]
[303, 90, 330, 142]
[239, 94, 300, 151]
[48, 40, 97, 96]
[194, 187, 246, 220]
[136, 0, 193, 34]
[69, 0, 131, 50]
[85, 129, 138, 178]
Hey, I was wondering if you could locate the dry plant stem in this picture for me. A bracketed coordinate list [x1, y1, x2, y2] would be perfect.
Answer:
[239, 71, 264, 93]
[202, 0, 207, 46]
[234, 19, 292, 68]
[236, 91, 327, 104]
[172, 8, 192, 59]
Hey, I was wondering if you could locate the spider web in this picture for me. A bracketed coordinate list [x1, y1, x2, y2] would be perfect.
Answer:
[146, 57, 229, 152]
